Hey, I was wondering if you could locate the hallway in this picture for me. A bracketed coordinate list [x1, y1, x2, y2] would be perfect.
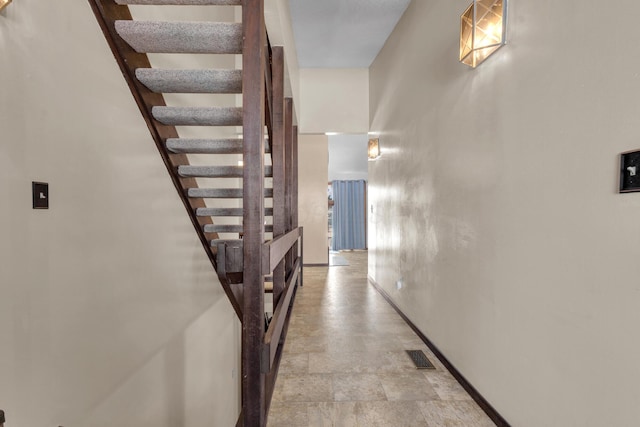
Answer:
[268, 251, 494, 426]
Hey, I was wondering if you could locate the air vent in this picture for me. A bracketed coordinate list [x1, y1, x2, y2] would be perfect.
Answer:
[406, 350, 435, 369]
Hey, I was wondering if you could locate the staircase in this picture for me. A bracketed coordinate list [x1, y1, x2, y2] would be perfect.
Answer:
[88, 1, 302, 425]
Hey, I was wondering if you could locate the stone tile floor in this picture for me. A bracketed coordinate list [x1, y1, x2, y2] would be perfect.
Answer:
[268, 250, 495, 427]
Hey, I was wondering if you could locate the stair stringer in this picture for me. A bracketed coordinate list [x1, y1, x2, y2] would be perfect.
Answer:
[88, 0, 243, 319]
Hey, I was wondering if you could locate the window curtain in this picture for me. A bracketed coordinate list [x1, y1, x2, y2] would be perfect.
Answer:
[331, 180, 367, 251]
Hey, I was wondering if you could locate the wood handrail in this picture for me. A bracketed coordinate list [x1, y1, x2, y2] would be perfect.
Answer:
[262, 257, 300, 372]
[262, 228, 301, 275]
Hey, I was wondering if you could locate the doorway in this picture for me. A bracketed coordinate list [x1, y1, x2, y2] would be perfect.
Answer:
[327, 134, 369, 260]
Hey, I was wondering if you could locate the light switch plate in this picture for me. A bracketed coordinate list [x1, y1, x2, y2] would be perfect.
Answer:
[32, 182, 49, 209]
[620, 150, 640, 193]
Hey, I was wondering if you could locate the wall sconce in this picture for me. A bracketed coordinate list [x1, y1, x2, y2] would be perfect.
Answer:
[460, 0, 507, 68]
[368, 138, 380, 161]
[0, 0, 12, 12]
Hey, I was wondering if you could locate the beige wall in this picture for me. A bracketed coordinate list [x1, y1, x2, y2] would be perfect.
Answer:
[0, 2, 240, 425]
[299, 68, 369, 134]
[298, 135, 329, 265]
[369, 0, 640, 426]
[265, 0, 300, 117]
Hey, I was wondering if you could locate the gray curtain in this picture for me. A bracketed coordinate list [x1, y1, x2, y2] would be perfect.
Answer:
[331, 180, 366, 251]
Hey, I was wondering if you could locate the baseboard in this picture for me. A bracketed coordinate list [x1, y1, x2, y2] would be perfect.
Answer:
[368, 276, 511, 427]
[303, 263, 329, 267]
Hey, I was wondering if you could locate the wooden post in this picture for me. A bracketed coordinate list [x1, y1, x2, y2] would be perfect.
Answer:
[284, 98, 294, 274]
[292, 126, 299, 275]
[299, 227, 304, 288]
[271, 46, 286, 307]
[242, 0, 266, 424]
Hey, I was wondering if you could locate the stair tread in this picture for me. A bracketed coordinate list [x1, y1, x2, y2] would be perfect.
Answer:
[166, 138, 271, 154]
[167, 138, 242, 154]
[116, 0, 241, 4]
[188, 188, 274, 198]
[136, 69, 242, 94]
[179, 165, 273, 178]
[197, 207, 274, 216]
[153, 106, 242, 126]
[205, 224, 273, 233]
[211, 238, 243, 246]
[115, 21, 242, 54]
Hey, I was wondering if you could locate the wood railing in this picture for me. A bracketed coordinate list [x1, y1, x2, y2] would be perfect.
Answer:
[241, 1, 301, 425]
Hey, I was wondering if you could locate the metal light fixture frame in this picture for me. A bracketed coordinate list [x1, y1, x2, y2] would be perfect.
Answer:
[368, 138, 380, 161]
[0, 0, 12, 12]
[460, 0, 507, 68]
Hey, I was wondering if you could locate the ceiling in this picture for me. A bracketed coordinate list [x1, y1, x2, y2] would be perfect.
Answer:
[288, 0, 411, 68]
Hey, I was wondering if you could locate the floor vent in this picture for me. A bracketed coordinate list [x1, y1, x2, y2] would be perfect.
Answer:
[406, 350, 435, 370]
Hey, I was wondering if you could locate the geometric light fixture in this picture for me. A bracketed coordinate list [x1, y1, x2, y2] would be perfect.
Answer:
[368, 138, 381, 161]
[0, 0, 12, 12]
[460, 0, 507, 68]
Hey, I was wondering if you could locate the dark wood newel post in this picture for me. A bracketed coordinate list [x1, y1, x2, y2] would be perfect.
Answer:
[242, 0, 267, 424]
[284, 98, 294, 273]
[292, 125, 299, 271]
[299, 227, 304, 287]
[271, 46, 286, 308]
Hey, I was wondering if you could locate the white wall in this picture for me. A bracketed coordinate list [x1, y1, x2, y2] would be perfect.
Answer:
[328, 134, 369, 182]
[369, 0, 640, 426]
[298, 135, 329, 264]
[265, 0, 300, 118]
[0, 2, 240, 426]
[299, 68, 369, 134]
